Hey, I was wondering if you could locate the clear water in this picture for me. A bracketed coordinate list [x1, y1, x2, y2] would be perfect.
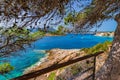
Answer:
[0, 34, 113, 80]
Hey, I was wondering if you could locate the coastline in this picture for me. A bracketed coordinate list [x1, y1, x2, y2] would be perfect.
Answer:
[45, 33, 65, 36]
[23, 48, 109, 80]
[24, 52, 48, 74]
[23, 49, 82, 74]
[95, 32, 114, 37]
[23, 33, 113, 74]
[22, 39, 112, 80]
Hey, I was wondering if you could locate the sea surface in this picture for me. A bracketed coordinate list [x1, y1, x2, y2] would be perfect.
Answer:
[0, 34, 113, 80]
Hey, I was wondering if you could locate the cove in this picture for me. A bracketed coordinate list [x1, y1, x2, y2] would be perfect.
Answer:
[0, 34, 113, 80]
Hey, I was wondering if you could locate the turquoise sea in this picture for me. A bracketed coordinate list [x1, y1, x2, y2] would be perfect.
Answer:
[0, 34, 113, 80]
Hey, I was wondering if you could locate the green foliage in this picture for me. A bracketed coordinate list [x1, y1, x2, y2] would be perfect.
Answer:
[58, 25, 64, 31]
[70, 64, 82, 75]
[0, 24, 46, 55]
[2, 24, 45, 41]
[64, 13, 76, 25]
[48, 72, 56, 80]
[76, 13, 87, 20]
[28, 31, 45, 40]
[0, 63, 14, 74]
[82, 41, 112, 54]
[64, 12, 88, 25]
[50, 25, 65, 35]
[3, 26, 45, 41]
[2, 25, 30, 38]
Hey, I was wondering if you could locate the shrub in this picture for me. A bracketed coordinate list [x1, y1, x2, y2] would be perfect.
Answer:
[29, 31, 45, 39]
[0, 63, 14, 74]
[48, 72, 56, 80]
[70, 64, 82, 75]
[82, 41, 112, 54]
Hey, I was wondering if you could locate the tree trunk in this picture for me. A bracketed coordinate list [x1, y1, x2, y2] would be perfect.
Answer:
[96, 14, 120, 80]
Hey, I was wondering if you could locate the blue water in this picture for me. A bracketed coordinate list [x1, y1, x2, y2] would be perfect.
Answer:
[0, 34, 113, 80]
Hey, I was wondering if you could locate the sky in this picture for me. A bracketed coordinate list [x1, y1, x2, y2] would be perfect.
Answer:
[91, 19, 117, 32]
[72, 0, 117, 32]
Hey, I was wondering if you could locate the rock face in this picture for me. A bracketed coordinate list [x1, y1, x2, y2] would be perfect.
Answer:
[55, 52, 109, 80]
[24, 48, 110, 80]
[24, 49, 82, 74]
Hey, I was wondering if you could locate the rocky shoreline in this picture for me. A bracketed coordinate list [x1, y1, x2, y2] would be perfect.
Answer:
[23, 48, 109, 80]
[24, 49, 83, 74]
[22, 34, 113, 80]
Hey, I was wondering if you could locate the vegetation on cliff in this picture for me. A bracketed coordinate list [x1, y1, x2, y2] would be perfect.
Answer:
[49, 25, 66, 35]
[47, 41, 112, 80]
[47, 41, 111, 80]
[82, 41, 112, 54]
[48, 72, 56, 80]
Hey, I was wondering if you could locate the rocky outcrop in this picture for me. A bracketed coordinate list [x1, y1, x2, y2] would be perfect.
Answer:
[24, 49, 82, 74]
[55, 52, 109, 80]
[24, 48, 110, 80]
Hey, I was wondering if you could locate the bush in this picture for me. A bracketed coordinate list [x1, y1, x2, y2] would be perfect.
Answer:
[48, 72, 56, 80]
[70, 64, 82, 75]
[82, 41, 112, 54]
[29, 31, 45, 39]
[0, 63, 14, 74]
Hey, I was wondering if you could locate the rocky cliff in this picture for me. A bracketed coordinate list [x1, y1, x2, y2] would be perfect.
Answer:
[24, 47, 110, 80]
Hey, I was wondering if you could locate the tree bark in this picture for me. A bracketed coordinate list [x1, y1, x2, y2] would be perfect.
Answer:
[96, 14, 120, 80]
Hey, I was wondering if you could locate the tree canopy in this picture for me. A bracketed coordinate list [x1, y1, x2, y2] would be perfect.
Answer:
[0, 0, 119, 27]
[0, 0, 120, 55]
[0, 0, 120, 80]
[0, 0, 69, 28]
[64, 0, 120, 32]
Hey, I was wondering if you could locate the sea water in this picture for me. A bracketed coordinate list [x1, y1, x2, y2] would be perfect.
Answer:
[0, 34, 113, 80]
